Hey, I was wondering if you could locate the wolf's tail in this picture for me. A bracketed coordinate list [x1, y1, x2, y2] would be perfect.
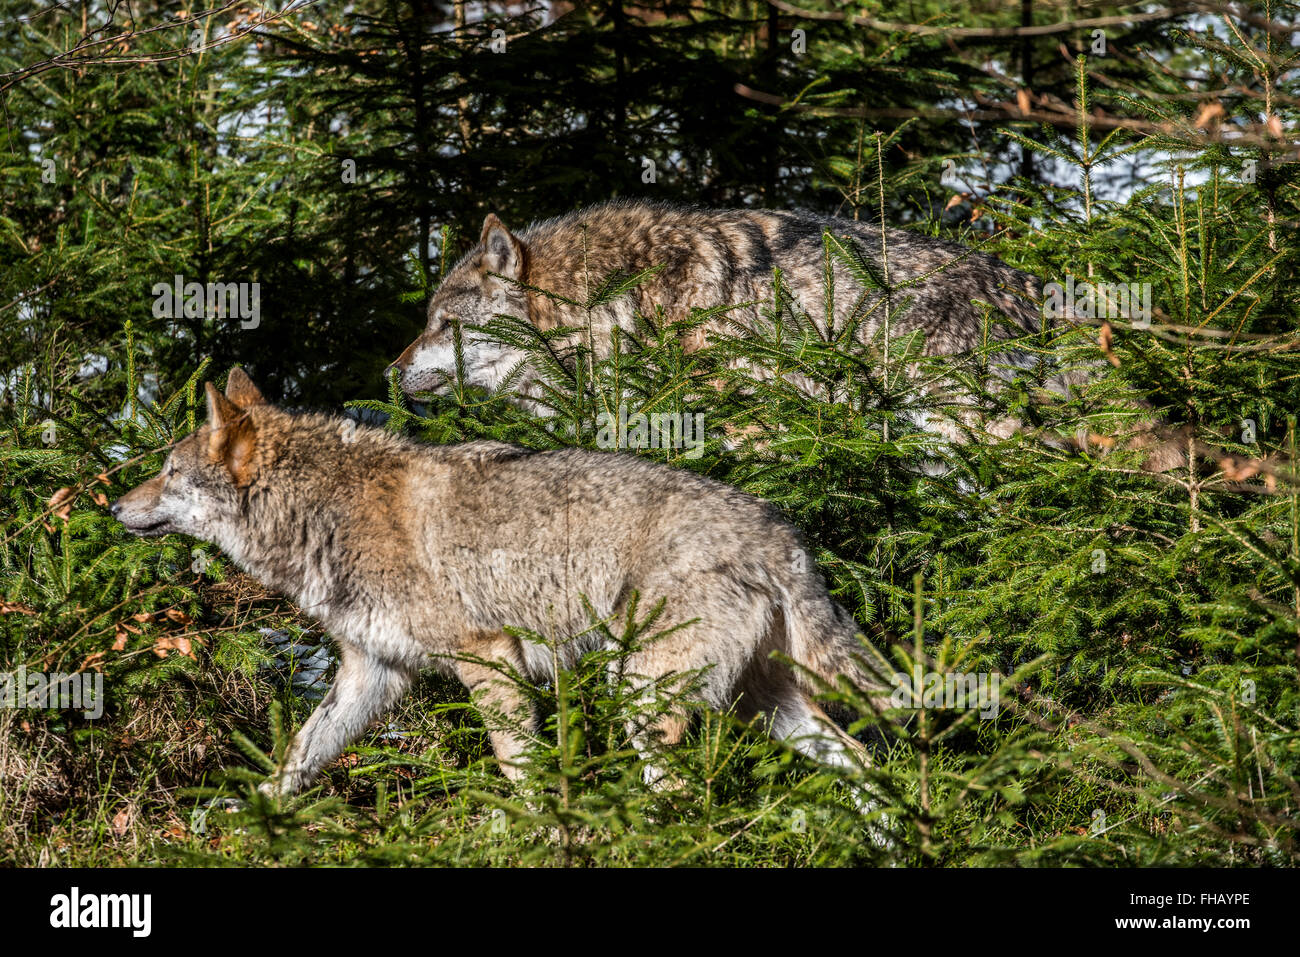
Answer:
[777, 575, 883, 699]
[1066, 411, 1291, 480]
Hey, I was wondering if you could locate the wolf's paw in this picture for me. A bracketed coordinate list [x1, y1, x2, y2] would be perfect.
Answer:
[190, 797, 246, 837]
[259, 763, 316, 799]
[843, 787, 897, 852]
[641, 762, 688, 794]
[258, 774, 300, 800]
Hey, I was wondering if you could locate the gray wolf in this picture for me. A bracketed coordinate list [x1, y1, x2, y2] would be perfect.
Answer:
[389, 200, 1189, 469]
[112, 368, 874, 796]
[389, 200, 1049, 424]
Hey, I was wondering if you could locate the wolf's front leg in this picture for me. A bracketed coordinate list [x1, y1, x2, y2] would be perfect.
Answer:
[455, 635, 537, 782]
[262, 645, 413, 797]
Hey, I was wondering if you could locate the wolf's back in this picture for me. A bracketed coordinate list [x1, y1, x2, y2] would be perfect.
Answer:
[797, 211, 1047, 352]
[519, 201, 1047, 351]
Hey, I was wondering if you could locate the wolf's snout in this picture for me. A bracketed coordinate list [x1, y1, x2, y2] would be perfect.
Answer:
[388, 339, 420, 385]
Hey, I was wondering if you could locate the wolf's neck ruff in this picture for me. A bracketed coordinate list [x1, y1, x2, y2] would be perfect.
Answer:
[221, 412, 381, 614]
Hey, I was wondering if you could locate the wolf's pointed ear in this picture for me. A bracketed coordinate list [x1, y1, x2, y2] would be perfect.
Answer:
[479, 213, 524, 280]
[225, 367, 266, 407]
[205, 382, 238, 431]
[204, 382, 259, 487]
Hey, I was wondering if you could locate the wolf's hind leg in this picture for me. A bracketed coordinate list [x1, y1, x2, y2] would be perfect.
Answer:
[456, 635, 538, 783]
[770, 688, 867, 770]
[266, 646, 413, 796]
[616, 583, 767, 791]
[771, 687, 893, 845]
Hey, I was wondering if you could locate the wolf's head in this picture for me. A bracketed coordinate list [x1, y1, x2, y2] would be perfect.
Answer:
[389, 213, 532, 397]
[112, 368, 269, 541]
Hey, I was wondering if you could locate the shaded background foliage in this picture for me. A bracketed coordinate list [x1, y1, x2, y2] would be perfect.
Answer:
[2, 0, 1205, 408]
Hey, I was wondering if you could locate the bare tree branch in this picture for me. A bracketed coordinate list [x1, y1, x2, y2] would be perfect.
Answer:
[762, 0, 1214, 38]
[732, 83, 1300, 161]
[0, 0, 322, 94]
